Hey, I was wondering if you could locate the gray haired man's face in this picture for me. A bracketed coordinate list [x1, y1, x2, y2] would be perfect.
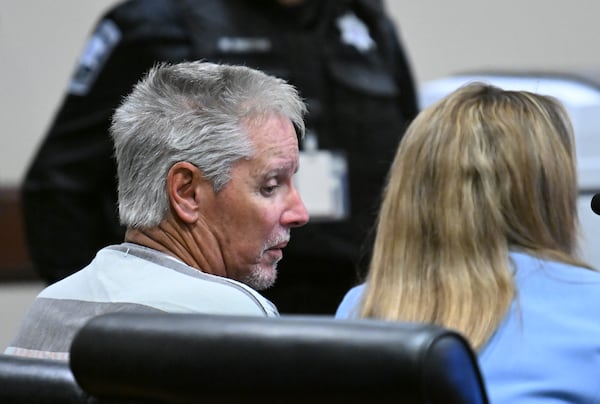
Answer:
[199, 115, 309, 290]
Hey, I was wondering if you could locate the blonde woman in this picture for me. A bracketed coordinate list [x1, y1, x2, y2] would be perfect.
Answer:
[335, 83, 600, 402]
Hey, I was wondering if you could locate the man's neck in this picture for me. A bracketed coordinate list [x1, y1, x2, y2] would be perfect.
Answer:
[124, 220, 227, 278]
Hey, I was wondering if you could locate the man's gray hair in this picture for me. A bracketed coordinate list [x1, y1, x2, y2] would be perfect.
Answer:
[110, 61, 306, 228]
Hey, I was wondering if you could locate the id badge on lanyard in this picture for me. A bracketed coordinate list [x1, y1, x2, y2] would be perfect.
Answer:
[294, 132, 350, 221]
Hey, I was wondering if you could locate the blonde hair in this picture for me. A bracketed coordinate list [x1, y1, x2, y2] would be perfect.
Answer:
[360, 83, 591, 349]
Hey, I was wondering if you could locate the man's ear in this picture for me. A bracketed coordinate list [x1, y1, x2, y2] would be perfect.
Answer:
[167, 162, 203, 224]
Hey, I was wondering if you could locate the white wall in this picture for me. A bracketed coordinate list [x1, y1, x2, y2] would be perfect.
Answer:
[0, 0, 119, 184]
[387, 1, 600, 86]
[2, 0, 600, 185]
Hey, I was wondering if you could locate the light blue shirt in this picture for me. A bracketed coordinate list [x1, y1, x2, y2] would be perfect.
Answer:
[335, 252, 600, 403]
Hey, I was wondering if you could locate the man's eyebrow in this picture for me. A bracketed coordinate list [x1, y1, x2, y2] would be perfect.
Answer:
[262, 161, 298, 178]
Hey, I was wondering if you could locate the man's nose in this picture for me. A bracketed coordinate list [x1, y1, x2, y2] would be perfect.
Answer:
[282, 187, 309, 228]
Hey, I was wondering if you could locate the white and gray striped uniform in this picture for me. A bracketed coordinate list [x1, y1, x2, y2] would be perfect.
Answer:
[4, 243, 278, 361]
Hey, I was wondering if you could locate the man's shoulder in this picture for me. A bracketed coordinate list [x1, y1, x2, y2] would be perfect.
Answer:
[86, 244, 279, 317]
[103, 0, 187, 33]
[109, 0, 179, 21]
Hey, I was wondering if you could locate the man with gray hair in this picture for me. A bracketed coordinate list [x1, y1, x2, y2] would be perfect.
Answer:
[5, 61, 309, 361]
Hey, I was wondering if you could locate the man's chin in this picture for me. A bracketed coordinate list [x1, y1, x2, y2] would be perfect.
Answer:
[243, 263, 278, 291]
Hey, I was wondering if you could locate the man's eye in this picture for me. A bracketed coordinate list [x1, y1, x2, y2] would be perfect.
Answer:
[261, 185, 278, 196]
[260, 183, 279, 196]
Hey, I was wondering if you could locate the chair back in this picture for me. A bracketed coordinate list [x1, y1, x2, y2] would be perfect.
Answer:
[0, 354, 88, 403]
[70, 313, 489, 403]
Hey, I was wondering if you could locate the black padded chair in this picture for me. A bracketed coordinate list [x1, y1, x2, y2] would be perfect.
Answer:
[0, 354, 88, 403]
[70, 313, 489, 403]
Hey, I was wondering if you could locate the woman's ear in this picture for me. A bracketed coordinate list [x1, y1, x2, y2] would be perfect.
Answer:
[167, 162, 202, 224]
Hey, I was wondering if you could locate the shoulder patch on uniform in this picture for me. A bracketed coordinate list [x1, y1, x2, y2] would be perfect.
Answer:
[69, 19, 121, 96]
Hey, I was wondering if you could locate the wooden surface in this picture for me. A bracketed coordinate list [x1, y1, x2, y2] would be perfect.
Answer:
[0, 187, 37, 281]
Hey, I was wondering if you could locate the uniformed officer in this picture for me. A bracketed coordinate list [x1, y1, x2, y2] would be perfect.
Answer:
[22, 0, 418, 314]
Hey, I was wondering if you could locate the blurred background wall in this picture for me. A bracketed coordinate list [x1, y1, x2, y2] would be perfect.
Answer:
[3, 0, 600, 185]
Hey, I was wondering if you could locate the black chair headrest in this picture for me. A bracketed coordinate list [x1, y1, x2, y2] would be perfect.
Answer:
[0, 354, 88, 403]
[70, 313, 489, 403]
